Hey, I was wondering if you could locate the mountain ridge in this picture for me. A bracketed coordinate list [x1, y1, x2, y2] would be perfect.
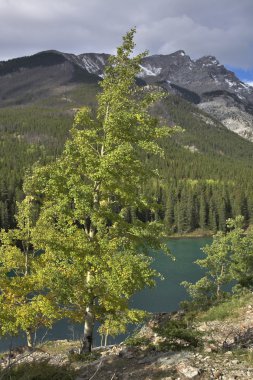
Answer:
[1, 48, 252, 96]
[1, 49, 253, 140]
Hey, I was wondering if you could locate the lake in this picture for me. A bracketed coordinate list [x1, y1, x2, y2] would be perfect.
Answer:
[132, 237, 210, 312]
[0, 237, 211, 351]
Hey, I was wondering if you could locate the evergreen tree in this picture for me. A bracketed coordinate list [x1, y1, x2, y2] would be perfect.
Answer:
[164, 185, 175, 232]
[199, 190, 207, 230]
[208, 197, 218, 232]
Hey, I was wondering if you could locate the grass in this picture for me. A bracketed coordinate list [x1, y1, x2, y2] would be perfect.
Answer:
[232, 349, 253, 366]
[37, 339, 80, 355]
[0, 361, 77, 380]
[68, 351, 101, 363]
[198, 291, 253, 322]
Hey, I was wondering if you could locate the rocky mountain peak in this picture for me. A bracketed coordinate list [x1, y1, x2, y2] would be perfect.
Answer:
[173, 49, 186, 56]
[195, 55, 220, 66]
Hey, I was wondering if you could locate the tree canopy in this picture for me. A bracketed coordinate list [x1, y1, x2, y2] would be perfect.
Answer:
[182, 216, 253, 310]
[0, 29, 175, 351]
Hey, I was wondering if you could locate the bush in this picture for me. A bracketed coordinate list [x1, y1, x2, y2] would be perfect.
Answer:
[124, 335, 152, 347]
[154, 319, 202, 350]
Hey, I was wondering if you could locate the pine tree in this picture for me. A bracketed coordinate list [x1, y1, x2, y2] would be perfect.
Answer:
[164, 185, 176, 233]
[199, 191, 207, 230]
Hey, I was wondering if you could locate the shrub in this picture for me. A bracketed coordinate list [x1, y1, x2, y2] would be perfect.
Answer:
[124, 335, 152, 347]
[154, 319, 202, 350]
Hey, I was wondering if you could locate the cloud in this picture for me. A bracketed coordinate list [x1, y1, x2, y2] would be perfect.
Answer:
[0, 0, 252, 69]
[246, 81, 253, 87]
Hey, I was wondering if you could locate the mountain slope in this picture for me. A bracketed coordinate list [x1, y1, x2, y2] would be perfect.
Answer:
[0, 51, 99, 107]
[0, 49, 253, 141]
[0, 50, 253, 232]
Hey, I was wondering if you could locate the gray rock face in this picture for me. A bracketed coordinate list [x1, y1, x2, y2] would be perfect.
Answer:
[198, 95, 253, 141]
[137, 52, 253, 141]
[77, 53, 109, 76]
[52, 49, 253, 141]
[140, 52, 253, 101]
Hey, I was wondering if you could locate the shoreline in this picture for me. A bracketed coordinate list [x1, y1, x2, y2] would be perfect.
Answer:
[167, 229, 213, 239]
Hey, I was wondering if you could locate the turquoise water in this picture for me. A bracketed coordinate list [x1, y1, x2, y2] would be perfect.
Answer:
[132, 237, 210, 312]
[0, 237, 211, 351]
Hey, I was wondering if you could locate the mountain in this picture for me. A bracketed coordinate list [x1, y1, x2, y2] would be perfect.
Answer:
[0, 50, 99, 107]
[1, 49, 253, 233]
[139, 51, 253, 141]
[0, 49, 253, 141]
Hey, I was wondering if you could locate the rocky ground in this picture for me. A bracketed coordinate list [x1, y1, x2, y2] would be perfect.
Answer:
[0, 300, 253, 379]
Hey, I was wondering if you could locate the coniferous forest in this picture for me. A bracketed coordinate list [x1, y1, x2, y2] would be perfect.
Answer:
[1, 71, 253, 234]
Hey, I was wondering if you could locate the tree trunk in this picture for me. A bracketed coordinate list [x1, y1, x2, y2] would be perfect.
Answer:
[26, 329, 33, 348]
[80, 306, 94, 353]
[105, 331, 108, 347]
[80, 155, 102, 354]
[217, 265, 224, 299]
[216, 283, 221, 299]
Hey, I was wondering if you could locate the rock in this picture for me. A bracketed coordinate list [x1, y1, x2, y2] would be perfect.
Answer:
[197, 323, 208, 332]
[157, 352, 191, 368]
[69, 348, 79, 354]
[205, 343, 218, 353]
[212, 369, 223, 379]
[138, 357, 151, 364]
[118, 348, 135, 359]
[176, 362, 200, 379]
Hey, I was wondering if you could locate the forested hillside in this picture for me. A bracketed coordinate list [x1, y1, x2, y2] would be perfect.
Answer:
[1, 80, 253, 233]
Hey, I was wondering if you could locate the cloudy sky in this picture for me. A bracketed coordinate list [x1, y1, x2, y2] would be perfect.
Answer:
[1, 0, 253, 83]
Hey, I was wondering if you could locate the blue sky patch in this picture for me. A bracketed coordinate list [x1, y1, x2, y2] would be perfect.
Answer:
[226, 65, 253, 85]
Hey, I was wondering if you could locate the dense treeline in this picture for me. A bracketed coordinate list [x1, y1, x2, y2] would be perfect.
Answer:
[0, 106, 73, 228]
[162, 179, 252, 233]
[147, 95, 253, 233]
[0, 51, 66, 77]
[1, 84, 253, 233]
